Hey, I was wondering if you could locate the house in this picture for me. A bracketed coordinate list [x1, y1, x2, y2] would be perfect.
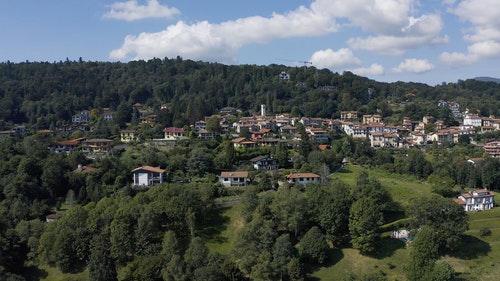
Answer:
[249, 156, 279, 171]
[198, 129, 216, 140]
[363, 115, 382, 124]
[163, 127, 185, 139]
[232, 137, 257, 149]
[120, 130, 138, 143]
[286, 173, 321, 185]
[54, 137, 86, 153]
[80, 139, 113, 154]
[484, 141, 500, 158]
[102, 108, 114, 121]
[463, 113, 481, 127]
[73, 164, 98, 173]
[46, 213, 63, 222]
[220, 171, 249, 187]
[72, 110, 90, 123]
[132, 166, 166, 187]
[340, 111, 358, 121]
[455, 189, 495, 211]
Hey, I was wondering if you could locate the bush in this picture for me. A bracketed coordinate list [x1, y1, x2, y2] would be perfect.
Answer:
[479, 227, 492, 237]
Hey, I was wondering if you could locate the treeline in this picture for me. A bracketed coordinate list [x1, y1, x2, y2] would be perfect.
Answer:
[1, 58, 500, 130]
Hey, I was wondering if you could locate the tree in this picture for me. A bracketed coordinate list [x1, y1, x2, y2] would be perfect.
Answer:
[273, 234, 293, 279]
[88, 232, 118, 281]
[349, 196, 383, 254]
[205, 116, 221, 133]
[406, 226, 439, 281]
[270, 187, 306, 237]
[184, 237, 209, 274]
[110, 207, 136, 264]
[317, 182, 353, 245]
[298, 226, 328, 264]
[407, 195, 468, 251]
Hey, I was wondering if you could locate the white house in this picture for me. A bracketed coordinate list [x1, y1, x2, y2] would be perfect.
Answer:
[132, 166, 166, 187]
[455, 189, 495, 211]
[286, 173, 320, 185]
[220, 171, 249, 187]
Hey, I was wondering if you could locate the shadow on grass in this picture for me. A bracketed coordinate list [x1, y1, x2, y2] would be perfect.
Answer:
[198, 206, 231, 243]
[305, 248, 344, 281]
[446, 234, 491, 260]
[367, 237, 406, 259]
[24, 265, 48, 281]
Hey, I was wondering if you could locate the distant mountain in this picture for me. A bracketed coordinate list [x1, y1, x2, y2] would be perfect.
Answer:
[473, 76, 500, 83]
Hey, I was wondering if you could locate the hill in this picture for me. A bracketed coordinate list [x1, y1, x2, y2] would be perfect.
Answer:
[474, 76, 500, 83]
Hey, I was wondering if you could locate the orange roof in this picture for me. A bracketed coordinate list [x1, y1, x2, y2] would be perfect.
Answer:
[286, 173, 320, 179]
[132, 166, 165, 173]
[220, 171, 249, 178]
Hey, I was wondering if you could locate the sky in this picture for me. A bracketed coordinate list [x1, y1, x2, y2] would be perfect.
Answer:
[1, 0, 500, 86]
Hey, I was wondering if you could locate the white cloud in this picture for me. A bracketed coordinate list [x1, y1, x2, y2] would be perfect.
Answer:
[393, 58, 435, 73]
[440, 40, 500, 66]
[352, 64, 385, 76]
[310, 48, 362, 69]
[110, 3, 338, 61]
[348, 13, 447, 55]
[312, 0, 413, 35]
[103, 0, 180, 21]
[109, 0, 447, 62]
[440, 0, 500, 67]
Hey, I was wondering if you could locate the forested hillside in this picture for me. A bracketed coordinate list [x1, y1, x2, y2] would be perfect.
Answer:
[1, 58, 500, 281]
[1, 58, 500, 130]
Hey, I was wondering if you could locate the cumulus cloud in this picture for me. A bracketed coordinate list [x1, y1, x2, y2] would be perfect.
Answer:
[110, 4, 338, 61]
[109, 0, 447, 62]
[392, 58, 435, 73]
[352, 64, 385, 76]
[348, 14, 447, 55]
[441, 0, 500, 66]
[103, 0, 180, 21]
[310, 48, 362, 69]
[440, 40, 500, 66]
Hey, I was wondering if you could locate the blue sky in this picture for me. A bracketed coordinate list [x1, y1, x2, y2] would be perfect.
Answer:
[1, 0, 500, 85]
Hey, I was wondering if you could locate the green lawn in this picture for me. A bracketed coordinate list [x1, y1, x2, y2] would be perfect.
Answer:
[331, 164, 432, 207]
[205, 203, 244, 256]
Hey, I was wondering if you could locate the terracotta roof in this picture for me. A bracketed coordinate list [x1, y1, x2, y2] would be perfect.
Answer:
[132, 165, 165, 173]
[163, 127, 184, 133]
[221, 171, 249, 178]
[286, 173, 320, 179]
[74, 165, 98, 173]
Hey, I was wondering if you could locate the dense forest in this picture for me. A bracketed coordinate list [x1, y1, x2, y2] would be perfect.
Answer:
[1, 58, 500, 280]
[1, 58, 500, 130]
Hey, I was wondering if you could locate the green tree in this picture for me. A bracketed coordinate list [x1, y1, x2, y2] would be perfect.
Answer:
[270, 187, 306, 237]
[205, 116, 221, 133]
[406, 225, 439, 281]
[408, 195, 468, 251]
[184, 237, 209, 274]
[110, 207, 136, 264]
[273, 234, 293, 279]
[349, 196, 383, 254]
[298, 226, 328, 264]
[317, 182, 353, 245]
[88, 232, 118, 281]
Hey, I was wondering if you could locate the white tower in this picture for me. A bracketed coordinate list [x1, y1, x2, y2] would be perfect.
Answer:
[261, 104, 266, 117]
